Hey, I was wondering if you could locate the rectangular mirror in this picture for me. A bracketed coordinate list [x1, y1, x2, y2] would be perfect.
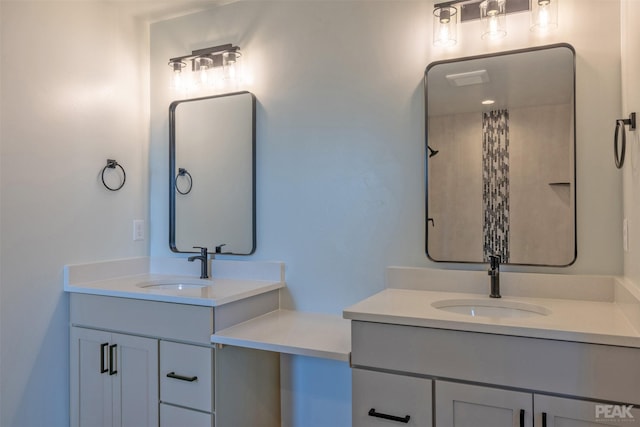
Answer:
[169, 91, 256, 255]
[425, 44, 576, 266]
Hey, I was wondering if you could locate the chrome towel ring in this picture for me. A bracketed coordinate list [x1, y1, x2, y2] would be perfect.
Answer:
[614, 112, 636, 169]
[101, 159, 126, 191]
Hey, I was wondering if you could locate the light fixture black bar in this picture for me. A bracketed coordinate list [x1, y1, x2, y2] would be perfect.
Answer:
[169, 43, 239, 64]
[191, 43, 234, 57]
[435, 0, 530, 22]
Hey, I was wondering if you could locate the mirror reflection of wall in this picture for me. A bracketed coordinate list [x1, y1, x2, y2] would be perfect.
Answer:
[426, 44, 575, 267]
[170, 91, 256, 255]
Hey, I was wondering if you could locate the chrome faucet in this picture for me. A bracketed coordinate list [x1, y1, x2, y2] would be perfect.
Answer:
[188, 246, 209, 279]
[488, 255, 501, 298]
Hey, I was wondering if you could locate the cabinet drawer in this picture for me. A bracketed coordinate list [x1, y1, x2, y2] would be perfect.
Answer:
[160, 341, 213, 412]
[160, 403, 213, 427]
[353, 368, 432, 427]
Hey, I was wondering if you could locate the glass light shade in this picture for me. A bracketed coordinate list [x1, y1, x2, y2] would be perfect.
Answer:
[480, 0, 507, 40]
[531, 0, 558, 32]
[223, 51, 242, 82]
[194, 57, 214, 86]
[433, 6, 458, 47]
[168, 60, 186, 90]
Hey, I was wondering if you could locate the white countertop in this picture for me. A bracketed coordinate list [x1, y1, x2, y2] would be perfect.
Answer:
[65, 274, 284, 307]
[343, 287, 640, 348]
[64, 257, 285, 307]
[211, 310, 351, 361]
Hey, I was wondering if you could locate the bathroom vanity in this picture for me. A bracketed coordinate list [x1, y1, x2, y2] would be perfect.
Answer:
[65, 257, 284, 427]
[344, 267, 640, 427]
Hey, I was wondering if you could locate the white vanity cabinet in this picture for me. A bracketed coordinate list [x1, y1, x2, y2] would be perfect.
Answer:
[351, 320, 640, 427]
[70, 327, 158, 427]
[70, 292, 280, 427]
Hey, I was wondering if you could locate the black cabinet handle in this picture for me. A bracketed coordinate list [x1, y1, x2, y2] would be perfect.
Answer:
[100, 343, 109, 374]
[542, 412, 547, 427]
[166, 372, 198, 382]
[520, 409, 525, 427]
[368, 408, 410, 424]
[109, 344, 118, 376]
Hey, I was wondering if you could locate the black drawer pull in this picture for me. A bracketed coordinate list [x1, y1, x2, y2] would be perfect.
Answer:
[368, 408, 410, 424]
[109, 344, 118, 376]
[542, 412, 547, 427]
[100, 343, 109, 374]
[166, 372, 198, 382]
[520, 409, 525, 427]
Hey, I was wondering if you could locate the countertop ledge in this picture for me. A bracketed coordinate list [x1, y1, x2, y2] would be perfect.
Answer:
[343, 285, 640, 348]
[211, 310, 351, 361]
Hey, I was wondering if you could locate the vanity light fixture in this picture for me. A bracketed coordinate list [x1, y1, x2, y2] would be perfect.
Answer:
[433, 4, 458, 47]
[432, 0, 546, 46]
[480, 0, 507, 40]
[530, 0, 558, 32]
[168, 43, 242, 92]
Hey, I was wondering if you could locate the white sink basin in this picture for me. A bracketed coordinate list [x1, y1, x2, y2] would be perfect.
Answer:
[432, 298, 551, 318]
[136, 280, 210, 291]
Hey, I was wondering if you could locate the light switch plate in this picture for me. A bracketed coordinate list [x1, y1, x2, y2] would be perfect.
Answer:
[133, 219, 145, 241]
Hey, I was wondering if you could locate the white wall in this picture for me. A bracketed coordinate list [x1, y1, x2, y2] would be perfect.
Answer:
[0, 1, 625, 426]
[149, 2, 623, 426]
[0, 2, 149, 425]
[621, 0, 640, 288]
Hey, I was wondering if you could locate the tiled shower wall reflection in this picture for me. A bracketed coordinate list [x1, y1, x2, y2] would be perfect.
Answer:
[482, 109, 510, 263]
[428, 104, 573, 265]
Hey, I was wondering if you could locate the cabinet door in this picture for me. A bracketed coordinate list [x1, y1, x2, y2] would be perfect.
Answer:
[71, 327, 113, 427]
[435, 381, 533, 427]
[352, 368, 432, 427]
[535, 394, 640, 426]
[112, 333, 159, 427]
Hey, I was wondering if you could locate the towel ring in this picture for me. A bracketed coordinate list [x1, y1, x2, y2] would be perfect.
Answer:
[614, 112, 636, 169]
[175, 168, 193, 195]
[101, 159, 126, 191]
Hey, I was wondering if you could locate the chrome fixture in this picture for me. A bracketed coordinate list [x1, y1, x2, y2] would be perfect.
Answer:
[488, 255, 501, 298]
[168, 43, 241, 91]
[188, 246, 209, 279]
[432, 0, 556, 46]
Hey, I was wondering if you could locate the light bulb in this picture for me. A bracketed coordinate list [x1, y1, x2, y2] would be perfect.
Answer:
[200, 66, 209, 85]
[171, 70, 182, 89]
[538, 5, 550, 27]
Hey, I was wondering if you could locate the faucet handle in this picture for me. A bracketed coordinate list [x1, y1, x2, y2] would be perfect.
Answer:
[192, 246, 208, 257]
[489, 255, 500, 270]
